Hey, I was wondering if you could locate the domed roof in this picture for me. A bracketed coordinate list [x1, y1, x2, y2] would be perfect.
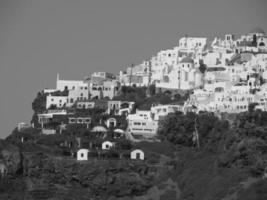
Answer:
[91, 126, 107, 132]
[180, 56, 194, 64]
[114, 129, 125, 133]
[249, 27, 265, 35]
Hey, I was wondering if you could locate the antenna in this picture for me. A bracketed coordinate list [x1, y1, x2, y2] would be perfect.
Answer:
[193, 117, 200, 149]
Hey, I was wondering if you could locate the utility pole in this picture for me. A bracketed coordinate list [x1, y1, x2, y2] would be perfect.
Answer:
[146, 60, 152, 97]
[193, 117, 200, 149]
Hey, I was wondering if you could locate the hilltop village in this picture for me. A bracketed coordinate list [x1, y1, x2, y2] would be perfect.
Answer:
[14, 28, 267, 160]
[1, 28, 267, 200]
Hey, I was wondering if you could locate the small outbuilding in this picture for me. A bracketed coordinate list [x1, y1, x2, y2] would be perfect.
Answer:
[77, 149, 89, 161]
[102, 141, 115, 150]
[130, 149, 145, 160]
[106, 118, 117, 128]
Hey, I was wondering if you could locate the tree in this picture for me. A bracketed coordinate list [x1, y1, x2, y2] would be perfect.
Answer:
[199, 60, 207, 74]
[147, 84, 156, 96]
[158, 112, 195, 146]
[32, 92, 47, 113]
[252, 34, 257, 47]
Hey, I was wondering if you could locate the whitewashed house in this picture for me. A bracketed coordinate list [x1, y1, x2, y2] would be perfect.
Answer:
[131, 149, 145, 160]
[56, 74, 88, 92]
[151, 104, 183, 120]
[77, 149, 89, 161]
[106, 118, 117, 128]
[102, 141, 115, 150]
[46, 95, 68, 109]
[127, 110, 158, 137]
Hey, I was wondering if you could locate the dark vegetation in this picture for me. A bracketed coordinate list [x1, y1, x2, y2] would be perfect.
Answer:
[1, 89, 267, 199]
[114, 85, 189, 110]
[158, 110, 267, 200]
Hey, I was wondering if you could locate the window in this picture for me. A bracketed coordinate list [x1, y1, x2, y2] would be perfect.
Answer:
[85, 118, 91, 123]
[65, 86, 68, 90]
[70, 98, 74, 103]
[81, 153, 84, 157]
[51, 98, 54, 102]
[72, 86, 75, 90]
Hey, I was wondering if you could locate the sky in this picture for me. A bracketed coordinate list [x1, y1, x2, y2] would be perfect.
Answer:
[0, 0, 267, 138]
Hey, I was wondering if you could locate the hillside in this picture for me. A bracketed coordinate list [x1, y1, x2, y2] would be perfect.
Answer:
[1, 110, 267, 200]
[1, 89, 267, 200]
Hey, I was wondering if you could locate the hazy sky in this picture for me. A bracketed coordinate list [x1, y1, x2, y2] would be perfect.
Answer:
[0, 0, 267, 138]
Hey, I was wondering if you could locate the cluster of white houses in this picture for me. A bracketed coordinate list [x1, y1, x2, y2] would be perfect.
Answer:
[37, 28, 267, 136]
[119, 28, 267, 113]
[29, 28, 267, 161]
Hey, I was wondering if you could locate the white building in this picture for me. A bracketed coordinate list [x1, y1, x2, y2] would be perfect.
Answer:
[77, 101, 95, 109]
[105, 118, 117, 128]
[89, 80, 120, 100]
[67, 86, 89, 107]
[17, 122, 32, 131]
[179, 37, 207, 53]
[130, 149, 145, 160]
[56, 74, 88, 92]
[68, 117, 91, 125]
[127, 110, 158, 137]
[151, 104, 183, 120]
[107, 101, 135, 115]
[38, 109, 67, 126]
[102, 141, 115, 150]
[43, 89, 58, 94]
[156, 56, 203, 90]
[77, 149, 89, 161]
[91, 72, 116, 80]
[46, 95, 68, 109]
